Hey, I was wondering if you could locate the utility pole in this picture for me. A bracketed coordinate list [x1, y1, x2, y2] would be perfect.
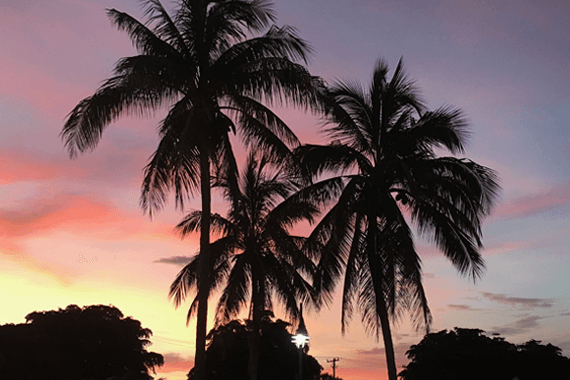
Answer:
[327, 357, 340, 379]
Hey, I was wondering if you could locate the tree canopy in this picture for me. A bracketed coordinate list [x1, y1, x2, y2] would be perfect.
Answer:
[399, 327, 570, 380]
[188, 317, 322, 380]
[0, 304, 163, 380]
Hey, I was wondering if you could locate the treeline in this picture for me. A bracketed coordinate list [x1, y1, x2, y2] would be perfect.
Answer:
[0, 305, 162, 380]
[400, 328, 570, 380]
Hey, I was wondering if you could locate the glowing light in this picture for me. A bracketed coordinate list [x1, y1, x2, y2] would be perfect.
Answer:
[292, 333, 310, 348]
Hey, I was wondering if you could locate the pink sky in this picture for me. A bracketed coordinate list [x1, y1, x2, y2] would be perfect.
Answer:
[1, 1, 570, 380]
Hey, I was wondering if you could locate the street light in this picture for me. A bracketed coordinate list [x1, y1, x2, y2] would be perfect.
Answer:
[292, 303, 309, 380]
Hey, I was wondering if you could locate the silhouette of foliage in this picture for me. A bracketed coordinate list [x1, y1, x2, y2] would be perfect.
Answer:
[294, 58, 500, 380]
[399, 327, 570, 380]
[61, 1, 321, 377]
[320, 373, 343, 380]
[187, 317, 322, 380]
[171, 151, 319, 380]
[0, 304, 163, 380]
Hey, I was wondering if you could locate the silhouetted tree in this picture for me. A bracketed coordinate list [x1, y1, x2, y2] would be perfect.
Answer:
[294, 58, 499, 380]
[61, 2, 320, 379]
[399, 327, 570, 380]
[0, 304, 163, 380]
[320, 373, 343, 380]
[170, 151, 319, 380]
[187, 317, 321, 380]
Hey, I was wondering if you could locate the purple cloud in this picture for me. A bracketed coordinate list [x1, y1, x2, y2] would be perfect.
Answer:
[481, 292, 553, 308]
[489, 315, 546, 336]
[448, 304, 481, 311]
[154, 255, 193, 266]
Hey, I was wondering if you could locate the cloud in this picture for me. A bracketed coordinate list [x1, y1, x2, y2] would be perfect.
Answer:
[158, 352, 193, 373]
[489, 315, 546, 336]
[0, 151, 75, 184]
[481, 292, 553, 308]
[447, 304, 481, 311]
[154, 255, 193, 266]
[0, 239, 74, 286]
[493, 183, 570, 219]
[356, 347, 385, 356]
[0, 192, 177, 241]
[353, 341, 412, 370]
[556, 340, 570, 352]
[0, 193, 126, 238]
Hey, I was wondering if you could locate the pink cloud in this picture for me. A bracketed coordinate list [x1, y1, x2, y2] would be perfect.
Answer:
[0, 150, 79, 184]
[158, 353, 194, 374]
[482, 242, 526, 256]
[0, 191, 195, 284]
[493, 183, 570, 219]
[0, 139, 157, 188]
[481, 292, 553, 308]
[0, 192, 183, 243]
[0, 239, 74, 285]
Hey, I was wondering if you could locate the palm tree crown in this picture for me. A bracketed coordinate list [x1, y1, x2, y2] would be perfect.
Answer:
[170, 152, 318, 324]
[294, 57, 500, 380]
[170, 152, 319, 380]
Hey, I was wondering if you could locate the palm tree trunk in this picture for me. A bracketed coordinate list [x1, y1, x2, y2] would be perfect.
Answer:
[367, 209, 398, 380]
[194, 151, 211, 380]
[376, 289, 397, 380]
[248, 276, 262, 380]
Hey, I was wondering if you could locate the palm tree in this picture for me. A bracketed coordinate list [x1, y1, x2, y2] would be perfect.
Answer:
[170, 152, 318, 380]
[294, 58, 499, 380]
[61, 1, 319, 379]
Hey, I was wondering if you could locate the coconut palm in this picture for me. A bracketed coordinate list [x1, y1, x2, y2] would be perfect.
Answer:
[60, 1, 319, 378]
[294, 58, 499, 380]
[170, 152, 318, 380]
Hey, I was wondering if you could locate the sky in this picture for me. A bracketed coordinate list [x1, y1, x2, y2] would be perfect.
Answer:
[1, 0, 569, 379]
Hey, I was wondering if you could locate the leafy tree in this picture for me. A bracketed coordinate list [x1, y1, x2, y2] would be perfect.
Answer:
[187, 317, 322, 380]
[61, 1, 319, 378]
[294, 58, 499, 380]
[170, 151, 319, 380]
[0, 304, 163, 380]
[399, 327, 570, 380]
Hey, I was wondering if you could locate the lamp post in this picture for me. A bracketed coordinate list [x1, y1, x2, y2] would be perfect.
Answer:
[292, 303, 309, 380]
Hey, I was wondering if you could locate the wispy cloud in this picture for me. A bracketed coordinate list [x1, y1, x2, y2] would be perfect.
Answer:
[0, 240, 74, 286]
[493, 183, 570, 219]
[447, 304, 481, 311]
[154, 255, 193, 266]
[489, 315, 546, 336]
[481, 292, 553, 308]
[0, 193, 177, 241]
[353, 342, 411, 370]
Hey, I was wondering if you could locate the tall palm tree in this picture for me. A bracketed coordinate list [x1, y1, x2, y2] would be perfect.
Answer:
[294, 58, 499, 380]
[170, 152, 318, 380]
[61, 1, 319, 379]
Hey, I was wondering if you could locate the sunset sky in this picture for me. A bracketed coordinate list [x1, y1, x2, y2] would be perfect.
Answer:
[1, 0, 569, 379]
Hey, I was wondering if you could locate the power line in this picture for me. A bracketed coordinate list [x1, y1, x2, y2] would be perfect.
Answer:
[152, 335, 193, 348]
